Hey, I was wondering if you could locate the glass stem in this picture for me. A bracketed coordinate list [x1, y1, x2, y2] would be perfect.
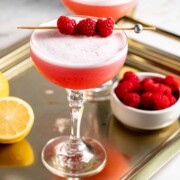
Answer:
[68, 90, 85, 141]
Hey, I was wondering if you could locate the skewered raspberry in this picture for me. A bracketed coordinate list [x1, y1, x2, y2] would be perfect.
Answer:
[77, 18, 96, 36]
[96, 17, 114, 37]
[57, 16, 76, 35]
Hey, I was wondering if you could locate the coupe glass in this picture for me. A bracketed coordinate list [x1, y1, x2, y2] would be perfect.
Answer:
[61, 0, 137, 20]
[30, 16, 128, 178]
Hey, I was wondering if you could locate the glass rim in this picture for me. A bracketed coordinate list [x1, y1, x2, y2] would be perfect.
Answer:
[30, 15, 128, 69]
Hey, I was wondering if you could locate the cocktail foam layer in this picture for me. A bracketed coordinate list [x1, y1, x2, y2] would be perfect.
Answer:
[31, 19, 127, 68]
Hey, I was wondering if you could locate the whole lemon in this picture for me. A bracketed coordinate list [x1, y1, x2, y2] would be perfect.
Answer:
[0, 72, 9, 97]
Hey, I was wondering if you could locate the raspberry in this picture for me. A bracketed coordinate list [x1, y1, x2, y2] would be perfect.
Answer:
[153, 83, 172, 95]
[57, 16, 76, 35]
[115, 81, 134, 101]
[115, 71, 179, 111]
[141, 92, 153, 110]
[77, 18, 96, 36]
[153, 77, 164, 83]
[152, 93, 170, 110]
[123, 93, 141, 108]
[123, 71, 141, 93]
[123, 71, 137, 80]
[96, 17, 114, 37]
[164, 75, 180, 91]
[142, 78, 155, 92]
[167, 94, 177, 106]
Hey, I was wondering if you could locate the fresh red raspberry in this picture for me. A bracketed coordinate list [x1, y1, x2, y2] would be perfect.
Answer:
[166, 94, 177, 106]
[153, 77, 164, 83]
[141, 92, 153, 110]
[152, 93, 170, 110]
[123, 71, 138, 81]
[57, 16, 76, 35]
[153, 83, 172, 95]
[123, 93, 141, 108]
[76, 18, 96, 36]
[133, 82, 143, 94]
[123, 71, 141, 93]
[96, 17, 114, 37]
[164, 75, 180, 91]
[142, 78, 155, 92]
[115, 81, 134, 101]
[123, 71, 140, 84]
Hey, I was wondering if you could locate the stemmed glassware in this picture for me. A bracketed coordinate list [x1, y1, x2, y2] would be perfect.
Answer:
[30, 16, 128, 177]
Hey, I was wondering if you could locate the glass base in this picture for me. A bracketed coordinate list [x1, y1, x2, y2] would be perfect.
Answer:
[41, 136, 107, 178]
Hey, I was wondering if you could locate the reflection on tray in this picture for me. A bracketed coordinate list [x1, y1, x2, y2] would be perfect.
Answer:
[108, 116, 180, 175]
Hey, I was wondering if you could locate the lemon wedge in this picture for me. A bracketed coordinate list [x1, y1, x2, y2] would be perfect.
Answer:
[0, 97, 34, 144]
[0, 72, 9, 97]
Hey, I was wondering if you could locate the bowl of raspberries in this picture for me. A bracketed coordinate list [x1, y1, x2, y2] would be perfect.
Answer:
[110, 71, 180, 130]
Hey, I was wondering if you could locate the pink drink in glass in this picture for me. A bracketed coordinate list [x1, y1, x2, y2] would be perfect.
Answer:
[30, 18, 127, 90]
[30, 16, 128, 178]
[61, 0, 137, 20]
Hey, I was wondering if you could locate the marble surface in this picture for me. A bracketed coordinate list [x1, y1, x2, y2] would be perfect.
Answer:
[0, 0, 179, 58]
[133, 0, 180, 36]
[125, 0, 180, 58]
[0, 0, 68, 57]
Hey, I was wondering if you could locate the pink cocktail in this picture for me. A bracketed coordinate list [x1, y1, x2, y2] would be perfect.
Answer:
[30, 16, 128, 178]
[61, 0, 137, 20]
[30, 20, 127, 90]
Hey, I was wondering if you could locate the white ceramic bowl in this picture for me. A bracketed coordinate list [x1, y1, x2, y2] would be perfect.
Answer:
[110, 72, 180, 130]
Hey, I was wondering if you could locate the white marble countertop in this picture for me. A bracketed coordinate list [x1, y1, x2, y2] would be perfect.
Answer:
[133, 0, 180, 36]
[127, 0, 180, 58]
[0, 0, 68, 57]
[0, 0, 179, 58]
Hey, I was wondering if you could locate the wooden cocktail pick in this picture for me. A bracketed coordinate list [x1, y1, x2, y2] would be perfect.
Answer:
[17, 24, 156, 33]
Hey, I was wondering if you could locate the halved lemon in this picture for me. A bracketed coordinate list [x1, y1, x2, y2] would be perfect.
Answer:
[0, 72, 9, 97]
[0, 97, 34, 144]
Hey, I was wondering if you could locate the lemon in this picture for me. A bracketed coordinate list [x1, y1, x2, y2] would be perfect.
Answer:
[0, 139, 34, 167]
[0, 72, 9, 97]
[0, 96, 34, 144]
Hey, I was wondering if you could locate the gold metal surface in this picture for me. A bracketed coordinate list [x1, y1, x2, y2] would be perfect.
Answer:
[0, 17, 179, 180]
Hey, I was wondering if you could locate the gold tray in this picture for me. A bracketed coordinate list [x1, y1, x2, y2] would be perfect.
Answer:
[0, 19, 179, 180]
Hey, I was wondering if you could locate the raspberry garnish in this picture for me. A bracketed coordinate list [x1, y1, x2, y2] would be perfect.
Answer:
[77, 18, 96, 36]
[57, 16, 76, 35]
[152, 93, 170, 110]
[96, 17, 114, 37]
[123, 93, 141, 108]
[57, 16, 115, 37]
